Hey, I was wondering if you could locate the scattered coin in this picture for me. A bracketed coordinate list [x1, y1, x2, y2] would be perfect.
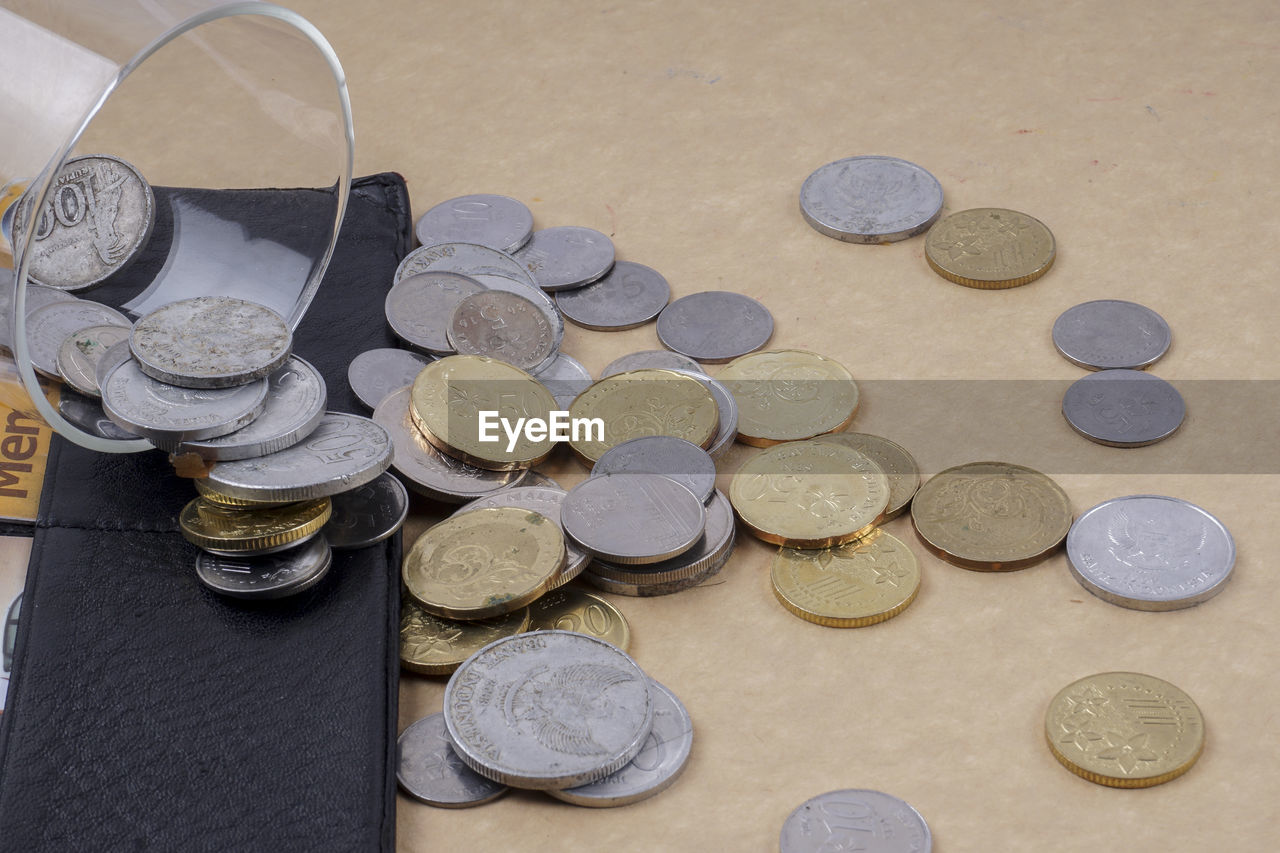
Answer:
[512, 226, 615, 291]
[567, 368, 719, 463]
[57, 388, 138, 440]
[812, 433, 920, 521]
[394, 240, 538, 291]
[925, 207, 1056, 289]
[179, 496, 332, 556]
[385, 271, 487, 356]
[396, 712, 510, 808]
[193, 478, 291, 509]
[592, 435, 717, 503]
[447, 289, 556, 372]
[454, 485, 589, 587]
[600, 349, 703, 378]
[400, 598, 530, 675]
[324, 472, 410, 550]
[656, 291, 773, 363]
[562, 473, 706, 565]
[717, 349, 859, 446]
[93, 338, 133, 392]
[589, 489, 736, 588]
[0, 281, 80, 351]
[1061, 369, 1185, 447]
[799, 155, 944, 243]
[527, 586, 630, 650]
[555, 260, 670, 331]
[194, 536, 333, 599]
[780, 789, 932, 853]
[56, 323, 133, 397]
[772, 529, 920, 628]
[414, 193, 534, 254]
[100, 357, 268, 443]
[347, 347, 435, 410]
[130, 296, 292, 388]
[664, 367, 738, 459]
[1052, 299, 1172, 371]
[533, 352, 592, 409]
[25, 299, 130, 378]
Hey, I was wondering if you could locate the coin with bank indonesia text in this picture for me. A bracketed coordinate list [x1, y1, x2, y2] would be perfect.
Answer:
[800, 155, 944, 243]
[780, 789, 932, 853]
[925, 207, 1055, 289]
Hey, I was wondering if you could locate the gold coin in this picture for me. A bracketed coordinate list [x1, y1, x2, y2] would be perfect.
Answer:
[192, 479, 289, 508]
[716, 349, 858, 446]
[1045, 672, 1205, 788]
[812, 432, 920, 521]
[924, 207, 1055, 289]
[409, 354, 556, 471]
[399, 598, 530, 676]
[729, 440, 889, 548]
[567, 368, 719, 463]
[179, 496, 332, 554]
[910, 461, 1071, 571]
[402, 506, 565, 620]
[772, 529, 919, 628]
[526, 586, 630, 651]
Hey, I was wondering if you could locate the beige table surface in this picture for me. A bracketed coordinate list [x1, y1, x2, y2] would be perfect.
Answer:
[90, 1, 1280, 849]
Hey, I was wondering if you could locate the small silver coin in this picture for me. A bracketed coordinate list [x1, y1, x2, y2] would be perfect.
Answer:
[130, 296, 292, 388]
[100, 357, 268, 443]
[347, 347, 436, 410]
[57, 388, 138, 440]
[663, 368, 738, 459]
[780, 789, 932, 853]
[799, 155, 944, 243]
[384, 271, 487, 355]
[94, 339, 134, 392]
[562, 474, 706, 565]
[447, 289, 556, 371]
[25, 299, 130, 378]
[1052, 299, 1172, 371]
[600, 350, 704, 378]
[1062, 369, 1185, 447]
[555, 261, 670, 331]
[453, 485, 589, 587]
[56, 323, 133, 397]
[656, 291, 773, 363]
[532, 352, 592, 409]
[547, 679, 692, 807]
[324, 472, 410, 550]
[397, 712, 509, 808]
[1066, 494, 1235, 611]
[414, 194, 534, 254]
[0, 277, 79, 352]
[590, 489, 736, 587]
[592, 436, 717, 503]
[511, 226, 615, 292]
[194, 536, 333, 600]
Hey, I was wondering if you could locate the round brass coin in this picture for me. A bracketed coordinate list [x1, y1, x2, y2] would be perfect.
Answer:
[410, 354, 556, 471]
[911, 461, 1072, 571]
[526, 586, 630, 651]
[567, 369, 719, 464]
[716, 349, 858, 447]
[179, 496, 332, 555]
[192, 479, 290, 509]
[1045, 672, 1205, 788]
[729, 440, 889, 548]
[924, 207, 1056, 289]
[772, 529, 920, 628]
[403, 506, 566, 620]
[399, 598, 531, 676]
[812, 432, 920, 521]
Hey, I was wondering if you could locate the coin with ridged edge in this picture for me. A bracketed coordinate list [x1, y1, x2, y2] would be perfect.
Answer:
[194, 536, 333, 599]
[453, 486, 589, 588]
[562, 474, 706, 565]
[512, 226, 615, 292]
[664, 367, 737, 459]
[101, 357, 267, 443]
[397, 712, 510, 808]
[589, 489, 736, 588]
[780, 789, 932, 853]
[717, 349, 858, 446]
[567, 368, 719, 464]
[399, 598, 530, 675]
[414, 193, 533, 254]
[324, 472, 409, 550]
[812, 433, 920, 521]
[592, 435, 716, 503]
[130, 296, 292, 388]
[772, 529, 920, 628]
[56, 323, 132, 397]
[800, 155, 944, 243]
[179, 496, 332, 556]
[925, 207, 1055, 289]
[1052, 299, 1172, 371]
[26, 299, 130, 379]
[527, 586, 630, 650]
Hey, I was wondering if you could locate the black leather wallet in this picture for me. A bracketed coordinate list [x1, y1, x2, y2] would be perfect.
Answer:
[0, 173, 412, 851]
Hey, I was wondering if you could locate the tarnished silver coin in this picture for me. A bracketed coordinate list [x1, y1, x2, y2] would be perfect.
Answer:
[664, 368, 738, 459]
[454, 485, 589, 587]
[780, 789, 932, 853]
[384, 271, 486, 355]
[600, 350, 704, 378]
[1062, 369, 1185, 447]
[94, 339, 134, 392]
[555, 261, 670, 331]
[1052, 299, 1172, 371]
[562, 474, 706, 565]
[347, 347, 435, 410]
[799, 155, 944, 243]
[130, 296, 292, 388]
[443, 630, 654, 790]
[590, 489, 736, 587]
[58, 388, 138, 440]
[0, 277, 79, 352]
[511, 226, 615, 292]
[581, 553, 728, 597]
[397, 712, 509, 808]
[25, 299, 129, 378]
[194, 536, 333, 600]
[548, 679, 692, 807]
[1066, 494, 1235, 611]
[173, 356, 327, 459]
[198, 411, 393, 502]
[592, 436, 716, 503]
[414, 194, 534, 254]
[532, 352, 592, 409]
[324, 473, 410, 549]
[447, 289, 556, 371]
[656, 291, 773, 363]
[100, 357, 268, 443]
[56, 323, 133, 397]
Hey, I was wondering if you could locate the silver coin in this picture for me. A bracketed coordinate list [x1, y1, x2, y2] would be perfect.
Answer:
[173, 356, 327, 460]
[198, 411, 393, 502]
[347, 347, 436, 410]
[555, 261, 670, 331]
[447, 289, 556, 371]
[56, 324, 133, 397]
[592, 436, 716, 503]
[130, 296, 292, 388]
[581, 551, 728, 597]
[664, 368, 738, 459]
[1062, 369, 1185, 447]
[384, 271, 486, 355]
[518, 470, 560, 489]
[511, 226, 615, 292]
[453, 485, 589, 587]
[562, 473, 706, 565]
[372, 385, 523, 502]
[1052, 299, 1172, 371]
[656, 291, 773, 363]
[1066, 494, 1235, 611]
[415, 194, 533, 254]
[589, 489, 736, 587]
[324, 472, 410, 550]
[799, 155, 944, 243]
[397, 712, 509, 808]
[57, 388, 138, 440]
[11, 154, 155, 291]
[100, 357, 268, 443]
[600, 350, 704, 378]
[532, 352, 592, 409]
[0, 276, 79, 352]
[94, 339, 134, 392]
[780, 789, 932, 853]
[443, 630, 654, 790]
[194, 536, 333, 599]
[547, 679, 692, 807]
[24, 299, 130, 378]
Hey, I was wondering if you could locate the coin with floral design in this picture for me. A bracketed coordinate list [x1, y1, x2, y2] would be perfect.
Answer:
[399, 598, 530, 675]
[772, 529, 920, 628]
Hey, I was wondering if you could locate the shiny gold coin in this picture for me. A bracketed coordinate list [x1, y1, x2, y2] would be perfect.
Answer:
[910, 461, 1071, 571]
[1045, 672, 1205, 788]
[526, 586, 630, 651]
[399, 598, 530, 676]
[567, 368, 719, 463]
[729, 440, 889, 548]
[924, 207, 1056, 289]
[192, 478, 290, 509]
[179, 496, 332, 554]
[409, 354, 556, 471]
[772, 529, 919, 628]
[716, 349, 858, 447]
[812, 432, 920, 521]
[402, 506, 565, 620]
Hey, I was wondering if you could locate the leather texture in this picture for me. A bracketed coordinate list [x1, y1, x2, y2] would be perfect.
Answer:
[0, 174, 412, 851]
